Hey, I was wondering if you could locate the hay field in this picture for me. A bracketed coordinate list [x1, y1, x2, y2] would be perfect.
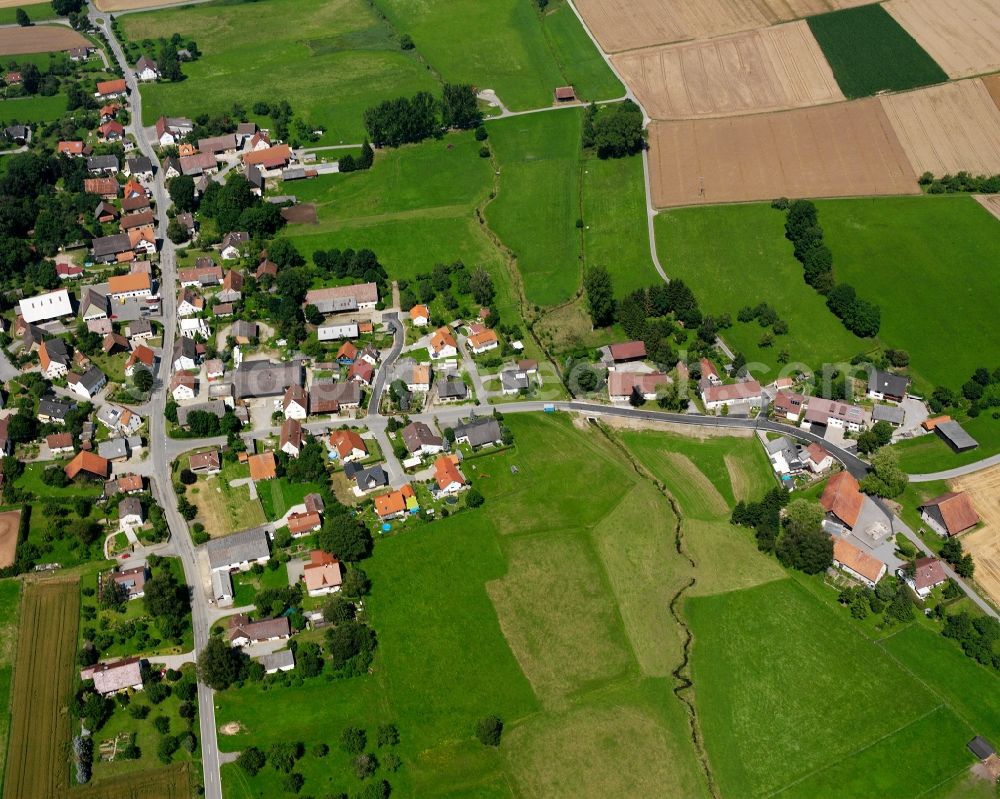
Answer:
[613, 21, 843, 119]
[574, 0, 877, 53]
[880, 79, 1000, 176]
[0, 510, 19, 569]
[3, 578, 80, 799]
[886, 0, 1000, 79]
[952, 465, 1000, 610]
[0, 25, 88, 55]
[94, 0, 190, 9]
[648, 98, 919, 207]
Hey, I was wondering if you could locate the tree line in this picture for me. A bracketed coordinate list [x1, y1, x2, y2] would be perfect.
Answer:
[363, 83, 481, 148]
[778, 198, 881, 338]
[919, 171, 1000, 195]
[731, 488, 833, 573]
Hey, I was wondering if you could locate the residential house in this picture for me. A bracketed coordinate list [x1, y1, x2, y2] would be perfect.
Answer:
[67, 366, 107, 400]
[213, 302, 234, 318]
[409, 304, 429, 327]
[233, 360, 303, 399]
[831, 536, 887, 588]
[128, 227, 156, 257]
[170, 372, 196, 401]
[19, 288, 73, 324]
[700, 358, 722, 385]
[102, 332, 129, 354]
[189, 449, 221, 474]
[337, 342, 358, 364]
[98, 120, 124, 142]
[179, 152, 218, 176]
[21, 322, 46, 352]
[179, 264, 223, 287]
[116, 474, 144, 494]
[433, 455, 466, 494]
[430, 327, 458, 360]
[124, 155, 153, 178]
[205, 525, 270, 572]
[329, 429, 367, 462]
[346, 462, 388, 493]
[303, 282, 378, 313]
[500, 369, 530, 395]
[111, 565, 148, 600]
[124, 345, 155, 377]
[805, 397, 865, 432]
[279, 418, 303, 458]
[176, 212, 196, 237]
[227, 614, 290, 648]
[235, 121, 258, 146]
[161, 156, 182, 179]
[87, 154, 119, 174]
[84, 177, 119, 199]
[126, 318, 153, 342]
[454, 417, 502, 448]
[309, 381, 361, 414]
[348, 360, 374, 386]
[39, 338, 70, 379]
[46, 432, 75, 456]
[220, 231, 249, 260]
[772, 390, 807, 421]
[179, 317, 210, 339]
[217, 269, 243, 303]
[304, 493, 325, 515]
[65, 450, 110, 480]
[91, 233, 133, 264]
[95, 78, 127, 100]
[608, 341, 646, 366]
[172, 336, 199, 371]
[155, 116, 193, 146]
[820, 471, 864, 530]
[246, 163, 264, 196]
[873, 404, 905, 427]
[67, 46, 91, 61]
[242, 144, 292, 172]
[198, 134, 237, 155]
[902, 557, 948, 600]
[920, 492, 980, 537]
[3, 124, 29, 144]
[231, 320, 257, 344]
[57, 140, 87, 157]
[402, 421, 443, 455]
[437, 376, 468, 402]
[134, 55, 159, 81]
[205, 358, 225, 379]
[94, 201, 118, 223]
[374, 484, 417, 520]
[302, 550, 342, 597]
[118, 497, 143, 532]
[176, 288, 204, 317]
[765, 436, 803, 476]
[38, 397, 76, 425]
[254, 252, 276, 279]
[120, 210, 156, 233]
[608, 371, 668, 403]
[805, 443, 834, 473]
[467, 329, 499, 355]
[282, 385, 308, 420]
[248, 452, 277, 482]
[82, 658, 143, 695]
[98, 438, 132, 462]
[286, 511, 321, 537]
[701, 380, 762, 412]
[406, 363, 431, 393]
[868, 370, 909, 403]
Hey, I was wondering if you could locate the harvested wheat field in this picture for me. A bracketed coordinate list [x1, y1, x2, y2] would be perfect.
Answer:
[880, 79, 1000, 176]
[648, 98, 919, 207]
[886, 0, 1000, 79]
[0, 25, 89, 55]
[952, 466, 1000, 609]
[613, 21, 843, 120]
[973, 194, 1000, 223]
[0, 509, 21, 569]
[575, 0, 878, 53]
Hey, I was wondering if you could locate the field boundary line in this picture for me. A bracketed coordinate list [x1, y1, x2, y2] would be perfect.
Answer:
[764, 703, 947, 798]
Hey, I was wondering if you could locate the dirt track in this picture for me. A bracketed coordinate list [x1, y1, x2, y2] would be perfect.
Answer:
[880, 79, 1000, 176]
[575, 0, 878, 53]
[0, 509, 19, 569]
[886, 0, 1000, 79]
[0, 25, 89, 55]
[952, 466, 1000, 611]
[648, 98, 919, 208]
[613, 21, 843, 120]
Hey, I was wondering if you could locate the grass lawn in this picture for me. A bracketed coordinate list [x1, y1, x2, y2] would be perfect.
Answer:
[190, 462, 266, 538]
[893, 415, 1000, 474]
[18, 462, 102, 499]
[485, 109, 583, 306]
[0, 92, 69, 123]
[256, 477, 322, 522]
[817, 195, 1000, 393]
[372, 0, 621, 111]
[686, 578, 963, 798]
[807, 4, 947, 98]
[0, 579, 20, 787]
[582, 152, 656, 298]
[0, 3, 58, 25]
[654, 204, 868, 376]
[120, 0, 439, 143]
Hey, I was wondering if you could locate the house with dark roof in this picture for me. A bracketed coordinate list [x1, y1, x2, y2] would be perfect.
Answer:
[401, 421, 443, 455]
[309, 381, 360, 414]
[437, 376, 468, 402]
[454, 417, 502, 449]
[227, 613, 290, 648]
[38, 397, 76, 424]
[67, 365, 107, 400]
[345, 462, 388, 493]
[607, 341, 646, 365]
[233, 360, 303, 399]
[867, 370, 909, 403]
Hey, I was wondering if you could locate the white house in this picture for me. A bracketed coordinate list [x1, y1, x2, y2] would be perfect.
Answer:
[409, 304, 429, 327]
[19, 289, 73, 324]
[179, 317, 211, 340]
[280, 418, 303, 458]
[805, 443, 834, 473]
[220, 231, 249, 260]
[701, 380, 762, 412]
[206, 526, 270, 573]
[118, 497, 144, 533]
[170, 373, 196, 401]
[901, 557, 948, 601]
[134, 56, 159, 82]
[430, 327, 458, 360]
[282, 386, 308, 420]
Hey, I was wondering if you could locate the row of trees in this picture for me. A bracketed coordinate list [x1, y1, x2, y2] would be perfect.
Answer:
[927, 364, 1000, 419]
[919, 170, 1000, 195]
[731, 488, 834, 573]
[780, 198, 881, 338]
[363, 83, 481, 148]
[581, 101, 645, 159]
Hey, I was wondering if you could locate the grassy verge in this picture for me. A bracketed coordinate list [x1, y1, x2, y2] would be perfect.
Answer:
[0, 3, 58, 25]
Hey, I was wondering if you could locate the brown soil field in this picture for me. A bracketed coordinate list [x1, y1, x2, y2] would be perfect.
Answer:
[886, 0, 1000, 79]
[0, 25, 89, 56]
[76, 764, 191, 799]
[648, 98, 919, 208]
[973, 194, 1000, 223]
[612, 21, 843, 120]
[575, 0, 878, 53]
[280, 204, 318, 224]
[952, 466, 1000, 610]
[0, 509, 19, 569]
[3, 577, 80, 799]
[880, 79, 1000, 176]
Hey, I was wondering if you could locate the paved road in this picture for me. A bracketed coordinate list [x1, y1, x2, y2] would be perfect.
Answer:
[908, 453, 1000, 482]
[90, 6, 225, 798]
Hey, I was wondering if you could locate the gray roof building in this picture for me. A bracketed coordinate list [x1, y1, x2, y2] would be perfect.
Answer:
[233, 359, 303, 399]
[454, 417, 502, 448]
[205, 526, 271, 572]
[872, 404, 905, 426]
[126, 155, 153, 175]
[257, 649, 295, 673]
[38, 397, 75, 421]
[345, 462, 388, 492]
[501, 369, 529, 393]
[87, 154, 119, 173]
[177, 401, 226, 427]
[401, 421, 442, 453]
[118, 496, 143, 519]
[438, 377, 468, 400]
[92, 233, 132, 262]
[98, 438, 130, 460]
[868, 370, 909, 400]
[936, 421, 978, 452]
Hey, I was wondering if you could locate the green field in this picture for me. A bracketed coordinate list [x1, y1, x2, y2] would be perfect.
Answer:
[0, 580, 20, 793]
[120, 0, 439, 142]
[485, 109, 583, 306]
[372, 0, 621, 111]
[655, 203, 868, 374]
[894, 414, 1000, 474]
[0, 3, 58, 25]
[687, 578, 975, 798]
[807, 4, 948, 98]
[256, 477, 322, 521]
[0, 92, 69, 124]
[818, 195, 1000, 392]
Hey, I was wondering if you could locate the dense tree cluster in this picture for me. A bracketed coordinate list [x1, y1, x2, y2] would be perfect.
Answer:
[338, 140, 375, 173]
[919, 170, 1000, 195]
[856, 420, 894, 455]
[582, 101, 645, 158]
[782, 199, 880, 337]
[363, 84, 481, 147]
[733, 491, 833, 575]
[143, 559, 192, 641]
[837, 576, 916, 624]
[942, 611, 1000, 669]
[858, 448, 907, 498]
[940, 537, 975, 580]
[927, 364, 1000, 421]
[199, 174, 283, 239]
[313, 247, 390, 295]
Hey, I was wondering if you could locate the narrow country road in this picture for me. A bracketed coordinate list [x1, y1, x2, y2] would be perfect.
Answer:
[88, 5, 225, 797]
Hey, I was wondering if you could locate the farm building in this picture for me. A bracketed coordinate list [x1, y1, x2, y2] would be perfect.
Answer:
[920, 492, 980, 537]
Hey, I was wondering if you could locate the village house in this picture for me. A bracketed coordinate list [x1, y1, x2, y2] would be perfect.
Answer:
[128, 227, 156, 258]
[454, 417, 503, 449]
[467, 329, 499, 355]
[46, 432, 75, 456]
[248, 452, 277, 482]
[189, 449, 222, 474]
[98, 120, 124, 142]
[39, 338, 70, 379]
[329, 429, 367, 462]
[38, 397, 76, 425]
[88, 154, 119, 175]
[65, 450, 111, 481]
[19, 288, 73, 325]
[765, 436, 803, 476]
[124, 155, 153, 178]
[873, 404, 905, 428]
[409, 304, 429, 327]
[805, 443, 834, 473]
[302, 551, 342, 597]
[227, 614, 291, 648]
[55, 262, 83, 281]
[108, 272, 153, 302]
[831, 536, 887, 588]
[91, 233, 133, 264]
[437, 376, 468, 402]
[772, 390, 807, 421]
[901, 557, 948, 600]
[337, 341, 358, 364]
[180, 152, 218, 177]
[179, 316, 210, 341]
[95, 78, 128, 100]
[242, 143, 292, 172]
[67, 366, 107, 400]
[217, 269, 243, 303]
[804, 397, 865, 432]
[85, 176, 119, 199]
[98, 437, 139, 462]
[58, 140, 87, 158]
[94, 201, 118, 224]
[701, 380, 762, 413]
[430, 327, 458, 360]
[205, 358, 225, 379]
[127, 317, 154, 341]
[500, 369, 530, 395]
[868, 370, 909, 403]
[111, 565, 148, 600]
[287, 511, 321, 537]
[406, 363, 431, 393]
[176, 288, 204, 317]
[346, 462, 388, 494]
[179, 264, 223, 287]
[280, 418, 303, 458]
[608, 371, 669, 403]
[81, 658, 144, 696]
[231, 320, 257, 344]
[309, 381, 361, 415]
[282, 385, 308, 420]
[348, 360, 374, 386]
[304, 282, 379, 314]
[233, 360, 304, 400]
[433, 455, 466, 494]
[155, 116, 193, 146]
[700, 358, 722, 385]
[920, 492, 980, 537]
[607, 341, 646, 368]
[402, 421, 443, 456]
[170, 372, 197, 401]
[220, 231, 250, 260]
[118, 497, 144, 533]
[820, 471, 864, 530]
[375, 484, 417, 521]
[103, 332, 129, 355]
[206, 526, 270, 573]
[172, 336, 199, 371]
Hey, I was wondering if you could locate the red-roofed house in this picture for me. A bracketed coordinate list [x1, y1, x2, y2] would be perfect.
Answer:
[608, 341, 646, 365]
[902, 557, 948, 600]
[832, 536, 886, 587]
[920, 492, 980, 538]
[820, 471, 864, 530]
[329, 429, 367, 462]
[433, 455, 466, 494]
[302, 550, 342, 597]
